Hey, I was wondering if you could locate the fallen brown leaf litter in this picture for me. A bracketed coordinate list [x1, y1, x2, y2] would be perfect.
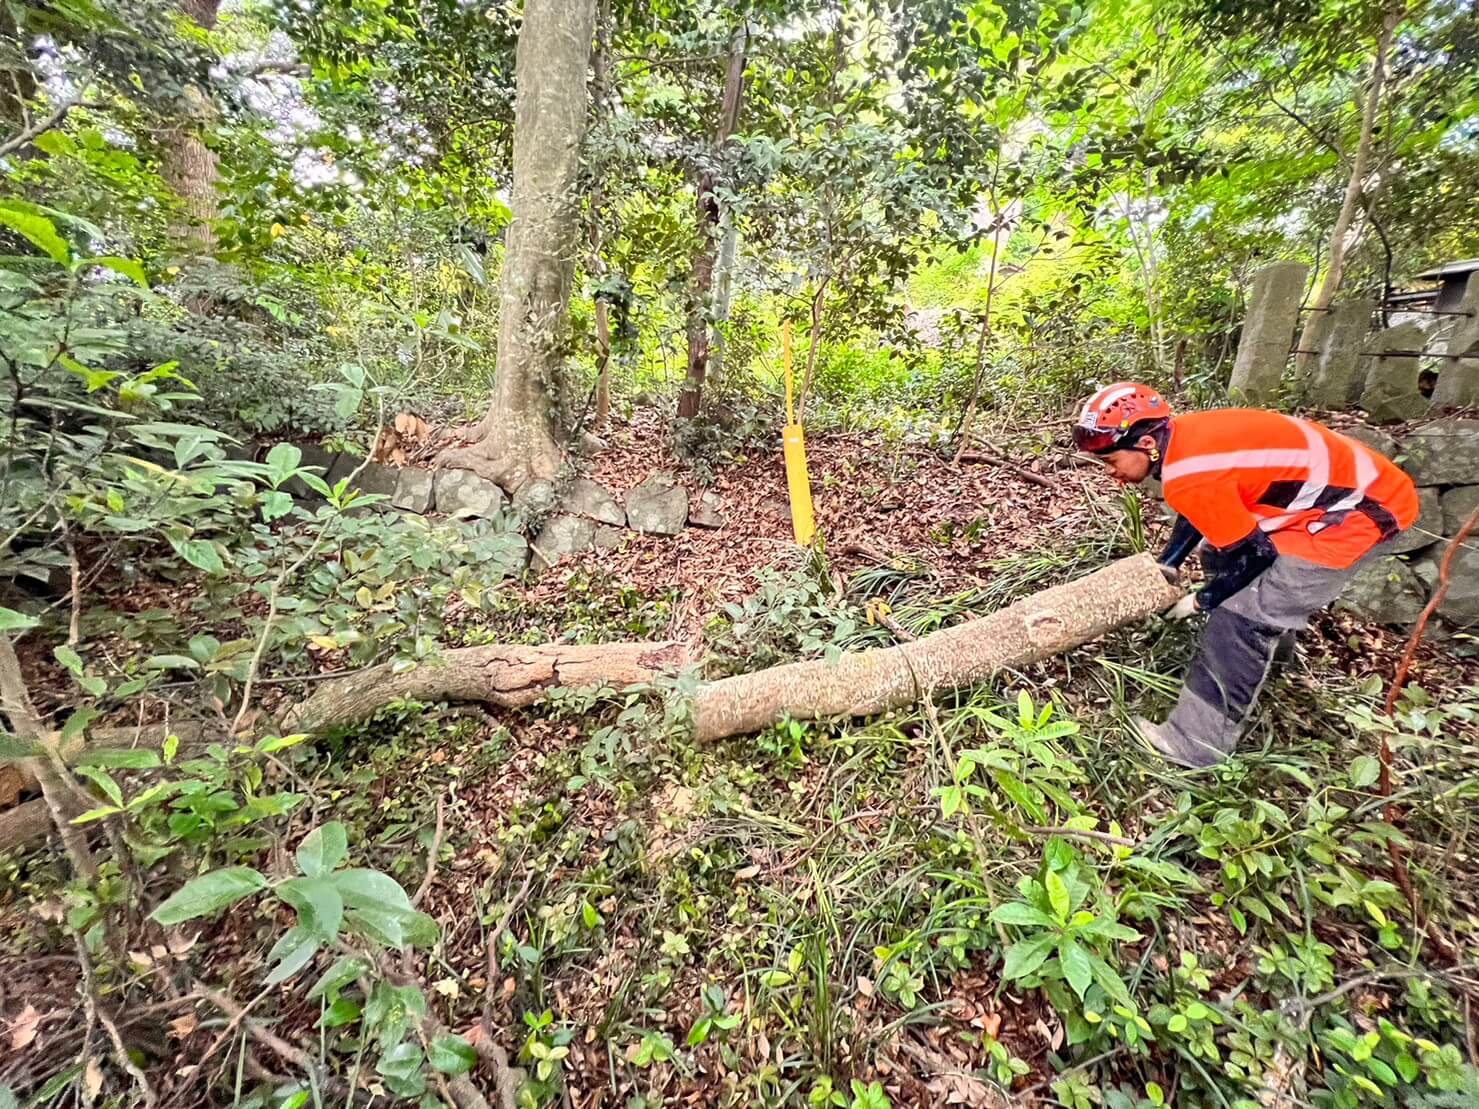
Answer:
[4, 412, 1476, 1107]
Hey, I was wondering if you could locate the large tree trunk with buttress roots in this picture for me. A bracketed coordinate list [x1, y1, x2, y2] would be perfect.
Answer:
[2, 557, 1178, 855]
[440, 0, 597, 493]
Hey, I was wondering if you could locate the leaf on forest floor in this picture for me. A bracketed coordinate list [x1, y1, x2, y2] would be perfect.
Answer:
[8, 1004, 41, 1050]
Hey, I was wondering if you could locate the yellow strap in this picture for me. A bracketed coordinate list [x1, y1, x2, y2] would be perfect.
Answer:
[782, 319, 795, 427]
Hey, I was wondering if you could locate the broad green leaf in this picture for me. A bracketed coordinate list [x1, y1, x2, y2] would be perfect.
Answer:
[1044, 869, 1071, 922]
[277, 876, 345, 941]
[989, 901, 1057, 929]
[321, 998, 361, 1028]
[428, 1033, 477, 1075]
[84, 255, 149, 287]
[1059, 938, 1092, 1000]
[143, 654, 200, 671]
[151, 866, 267, 924]
[74, 765, 122, 805]
[308, 955, 369, 1000]
[54, 645, 84, 675]
[333, 867, 413, 912]
[264, 925, 321, 986]
[1348, 755, 1381, 788]
[71, 804, 124, 824]
[0, 200, 70, 264]
[260, 490, 294, 522]
[296, 822, 348, 878]
[376, 1040, 422, 1081]
[0, 735, 40, 758]
[265, 442, 302, 488]
[59, 707, 101, 746]
[173, 538, 226, 575]
[256, 733, 310, 753]
[1000, 932, 1056, 981]
[76, 747, 160, 770]
[0, 607, 39, 632]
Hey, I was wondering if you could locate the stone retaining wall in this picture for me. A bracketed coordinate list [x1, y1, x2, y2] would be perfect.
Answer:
[272, 446, 724, 572]
[1221, 261, 1479, 634]
[1336, 418, 1479, 632]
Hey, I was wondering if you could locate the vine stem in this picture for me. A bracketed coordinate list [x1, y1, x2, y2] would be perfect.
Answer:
[1379, 504, 1479, 964]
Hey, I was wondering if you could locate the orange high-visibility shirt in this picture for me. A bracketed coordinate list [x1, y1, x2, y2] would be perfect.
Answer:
[1160, 410, 1419, 569]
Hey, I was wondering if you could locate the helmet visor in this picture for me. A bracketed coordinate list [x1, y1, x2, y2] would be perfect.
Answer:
[1072, 423, 1122, 455]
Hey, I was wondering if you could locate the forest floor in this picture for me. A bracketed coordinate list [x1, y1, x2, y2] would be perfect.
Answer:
[4, 412, 1478, 1108]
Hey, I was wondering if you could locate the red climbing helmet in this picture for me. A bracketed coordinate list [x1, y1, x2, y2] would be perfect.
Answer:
[1072, 382, 1172, 455]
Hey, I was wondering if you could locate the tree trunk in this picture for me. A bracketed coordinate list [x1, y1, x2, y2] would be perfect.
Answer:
[710, 215, 740, 378]
[676, 31, 747, 420]
[439, 0, 597, 493]
[1, 556, 1180, 855]
[1294, 6, 1396, 374]
[159, 0, 222, 264]
[590, 0, 612, 431]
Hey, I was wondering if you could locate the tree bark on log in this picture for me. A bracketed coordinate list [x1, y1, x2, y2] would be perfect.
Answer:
[281, 642, 690, 734]
[690, 553, 1179, 741]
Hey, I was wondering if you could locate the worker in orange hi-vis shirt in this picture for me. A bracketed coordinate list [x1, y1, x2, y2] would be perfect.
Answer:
[1071, 383, 1420, 768]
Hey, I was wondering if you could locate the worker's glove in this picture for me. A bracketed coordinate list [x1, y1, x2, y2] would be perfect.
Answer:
[1157, 562, 1180, 585]
[1167, 593, 1200, 621]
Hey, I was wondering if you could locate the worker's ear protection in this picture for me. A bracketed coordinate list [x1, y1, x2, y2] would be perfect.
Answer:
[1137, 433, 1160, 463]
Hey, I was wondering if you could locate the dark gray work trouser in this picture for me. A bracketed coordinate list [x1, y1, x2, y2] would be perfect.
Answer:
[1160, 545, 1386, 766]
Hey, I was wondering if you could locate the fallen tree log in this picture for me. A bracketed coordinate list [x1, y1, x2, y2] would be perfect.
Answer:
[3, 556, 1176, 854]
[691, 552, 1178, 740]
[280, 641, 691, 734]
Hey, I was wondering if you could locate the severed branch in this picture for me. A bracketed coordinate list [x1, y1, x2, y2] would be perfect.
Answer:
[0, 93, 89, 158]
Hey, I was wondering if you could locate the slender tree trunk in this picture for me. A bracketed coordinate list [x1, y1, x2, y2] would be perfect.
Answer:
[709, 213, 738, 380]
[589, 0, 612, 431]
[159, 0, 222, 265]
[952, 195, 1006, 465]
[676, 30, 747, 420]
[440, 0, 597, 492]
[1294, 6, 1396, 374]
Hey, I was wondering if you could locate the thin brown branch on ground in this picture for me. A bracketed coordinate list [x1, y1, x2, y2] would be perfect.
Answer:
[956, 447, 1055, 489]
[1021, 825, 1136, 848]
[197, 985, 333, 1092]
[412, 795, 447, 908]
[75, 931, 158, 1108]
[481, 869, 535, 1109]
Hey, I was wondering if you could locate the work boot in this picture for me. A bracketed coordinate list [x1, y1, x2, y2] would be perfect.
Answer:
[1131, 716, 1225, 770]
